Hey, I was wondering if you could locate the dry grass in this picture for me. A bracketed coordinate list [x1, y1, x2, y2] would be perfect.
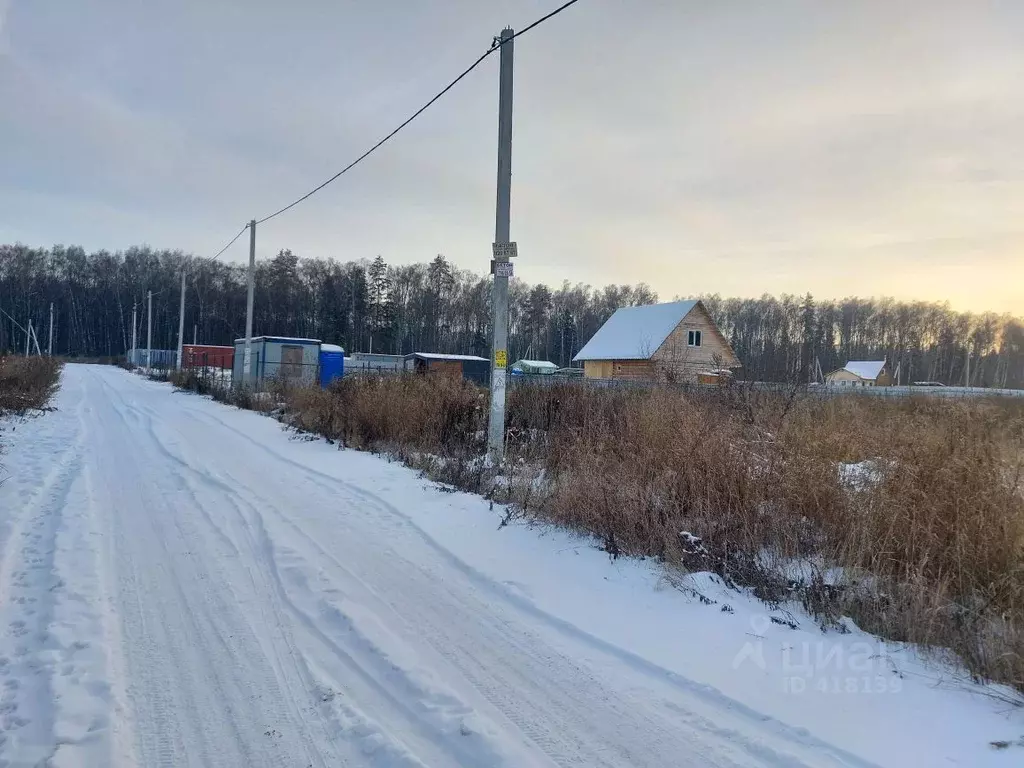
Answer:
[505, 383, 1024, 693]
[202, 370, 1024, 695]
[166, 368, 276, 413]
[0, 356, 62, 414]
[281, 374, 484, 458]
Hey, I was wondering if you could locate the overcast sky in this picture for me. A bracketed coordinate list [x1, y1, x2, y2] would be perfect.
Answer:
[2, 1, 1022, 312]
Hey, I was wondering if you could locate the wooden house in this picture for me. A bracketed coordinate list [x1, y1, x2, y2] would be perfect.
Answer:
[573, 300, 740, 382]
[825, 360, 892, 388]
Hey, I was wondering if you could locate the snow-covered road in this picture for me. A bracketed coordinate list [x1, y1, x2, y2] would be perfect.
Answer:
[0, 366, 1018, 767]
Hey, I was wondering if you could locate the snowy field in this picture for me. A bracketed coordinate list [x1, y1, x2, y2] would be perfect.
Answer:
[0, 364, 1020, 767]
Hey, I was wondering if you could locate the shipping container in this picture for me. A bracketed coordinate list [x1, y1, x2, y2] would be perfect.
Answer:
[182, 344, 234, 370]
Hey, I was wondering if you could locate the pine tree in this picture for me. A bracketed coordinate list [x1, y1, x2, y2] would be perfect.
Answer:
[367, 255, 394, 353]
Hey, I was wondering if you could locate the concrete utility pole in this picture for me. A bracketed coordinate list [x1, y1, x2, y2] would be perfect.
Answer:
[131, 303, 137, 366]
[487, 27, 515, 463]
[243, 220, 256, 382]
[47, 302, 54, 356]
[29, 323, 41, 356]
[146, 290, 153, 371]
[176, 267, 187, 370]
[193, 324, 197, 346]
[25, 320, 31, 356]
[964, 344, 970, 387]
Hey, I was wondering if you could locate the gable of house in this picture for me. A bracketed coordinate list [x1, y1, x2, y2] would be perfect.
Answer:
[573, 300, 698, 362]
[826, 360, 890, 386]
[574, 300, 740, 380]
[652, 303, 740, 371]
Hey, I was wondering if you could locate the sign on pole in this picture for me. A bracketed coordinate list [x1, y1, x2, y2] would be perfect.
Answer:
[495, 261, 514, 278]
[495, 350, 508, 368]
[491, 242, 518, 260]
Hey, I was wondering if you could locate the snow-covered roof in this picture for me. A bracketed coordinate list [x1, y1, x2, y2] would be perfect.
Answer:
[234, 336, 321, 344]
[320, 344, 345, 353]
[513, 360, 558, 368]
[573, 300, 698, 361]
[407, 352, 489, 362]
[843, 361, 886, 380]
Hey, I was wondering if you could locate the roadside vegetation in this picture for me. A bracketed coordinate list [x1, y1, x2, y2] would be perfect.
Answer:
[167, 368, 1024, 696]
[0, 356, 62, 415]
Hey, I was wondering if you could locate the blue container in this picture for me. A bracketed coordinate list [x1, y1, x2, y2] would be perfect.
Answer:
[319, 344, 345, 387]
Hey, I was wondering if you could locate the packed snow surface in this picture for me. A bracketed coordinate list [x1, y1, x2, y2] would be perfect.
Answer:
[0, 365, 1019, 766]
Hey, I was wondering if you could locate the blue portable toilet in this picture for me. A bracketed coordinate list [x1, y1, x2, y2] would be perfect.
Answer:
[319, 344, 345, 387]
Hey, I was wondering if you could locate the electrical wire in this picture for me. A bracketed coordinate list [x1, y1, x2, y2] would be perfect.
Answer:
[0, 306, 28, 333]
[254, 0, 583, 225]
[211, 223, 250, 261]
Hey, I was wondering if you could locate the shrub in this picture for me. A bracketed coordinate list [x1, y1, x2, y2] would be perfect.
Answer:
[0, 356, 62, 414]
[512, 384, 1024, 693]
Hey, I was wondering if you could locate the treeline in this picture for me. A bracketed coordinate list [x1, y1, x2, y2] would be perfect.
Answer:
[1, 243, 1021, 387]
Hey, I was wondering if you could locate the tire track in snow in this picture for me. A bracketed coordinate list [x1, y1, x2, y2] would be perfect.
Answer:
[72, 367, 884, 767]
[230, 475, 831, 768]
[126, 391, 507, 767]
[171, 382, 879, 768]
[159, 403, 829, 766]
[94, 372, 345, 767]
[0, 372, 101, 766]
[89, 368, 335, 768]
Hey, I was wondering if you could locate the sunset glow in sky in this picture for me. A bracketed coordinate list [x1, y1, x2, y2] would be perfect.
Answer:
[2, 1, 1022, 312]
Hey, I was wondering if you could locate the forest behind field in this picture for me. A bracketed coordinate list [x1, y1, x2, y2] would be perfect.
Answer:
[2, 243, 1021, 387]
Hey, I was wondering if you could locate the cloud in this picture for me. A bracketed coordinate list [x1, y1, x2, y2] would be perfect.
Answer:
[2, 0, 1023, 312]
[0, 0, 11, 55]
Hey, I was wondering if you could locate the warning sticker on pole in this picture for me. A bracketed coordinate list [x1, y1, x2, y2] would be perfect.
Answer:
[495, 350, 508, 368]
[492, 242, 518, 259]
[495, 261, 514, 278]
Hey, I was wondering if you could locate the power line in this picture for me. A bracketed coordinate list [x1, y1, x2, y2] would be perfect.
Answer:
[255, 0, 582, 226]
[0, 306, 28, 333]
[211, 224, 250, 261]
[509, 0, 582, 41]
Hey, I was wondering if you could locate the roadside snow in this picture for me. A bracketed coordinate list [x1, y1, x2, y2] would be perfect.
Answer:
[0, 365, 1020, 767]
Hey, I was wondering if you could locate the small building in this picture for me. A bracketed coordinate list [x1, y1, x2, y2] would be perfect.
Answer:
[319, 344, 345, 387]
[826, 360, 892, 388]
[573, 300, 740, 382]
[232, 336, 321, 385]
[404, 353, 490, 384]
[511, 359, 559, 375]
[182, 344, 233, 370]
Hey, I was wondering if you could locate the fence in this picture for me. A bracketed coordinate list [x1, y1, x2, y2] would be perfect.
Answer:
[507, 373, 1024, 400]
[127, 348, 178, 369]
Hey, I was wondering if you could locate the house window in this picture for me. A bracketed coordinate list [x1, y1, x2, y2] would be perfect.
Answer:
[687, 330, 702, 347]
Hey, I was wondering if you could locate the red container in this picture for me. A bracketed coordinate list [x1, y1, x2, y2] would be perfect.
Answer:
[182, 344, 234, 370]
